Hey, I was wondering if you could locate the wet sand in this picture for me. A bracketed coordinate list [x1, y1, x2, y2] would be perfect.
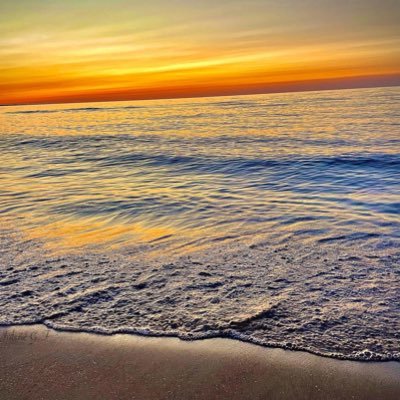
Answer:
[0, 325, 399, 400]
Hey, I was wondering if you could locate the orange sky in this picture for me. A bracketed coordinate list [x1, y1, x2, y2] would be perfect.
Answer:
[1, 0, 399, 105]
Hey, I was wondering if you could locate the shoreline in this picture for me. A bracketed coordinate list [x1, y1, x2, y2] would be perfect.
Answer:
[1, 324, 399, 400]
[0, 321, 398, 363]
[2, 218, 399, 365]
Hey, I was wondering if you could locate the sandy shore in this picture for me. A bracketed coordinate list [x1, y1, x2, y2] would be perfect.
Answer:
[0, 325, 399, 400]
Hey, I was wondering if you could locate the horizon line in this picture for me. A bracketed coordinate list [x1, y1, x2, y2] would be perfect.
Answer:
[1, 74, 399, 107]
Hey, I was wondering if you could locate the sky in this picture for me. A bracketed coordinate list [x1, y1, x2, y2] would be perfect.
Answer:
[1, 0, 399, 105]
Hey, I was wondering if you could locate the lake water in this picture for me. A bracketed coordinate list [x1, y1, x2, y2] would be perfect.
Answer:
[0, 87, 399, 360]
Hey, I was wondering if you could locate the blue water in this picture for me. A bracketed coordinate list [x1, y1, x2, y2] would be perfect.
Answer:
[0, 87, 399, 360]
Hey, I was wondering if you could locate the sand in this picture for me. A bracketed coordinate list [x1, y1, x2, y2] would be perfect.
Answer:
[0, 325, 399, 400]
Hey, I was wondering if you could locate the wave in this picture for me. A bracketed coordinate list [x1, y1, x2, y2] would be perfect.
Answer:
[0, 225, 399, 362]
[8, 134, 398, 173]
[91, 152, 400, 177]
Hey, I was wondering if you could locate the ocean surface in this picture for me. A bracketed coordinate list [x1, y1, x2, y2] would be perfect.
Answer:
[0, 87, 399, 360]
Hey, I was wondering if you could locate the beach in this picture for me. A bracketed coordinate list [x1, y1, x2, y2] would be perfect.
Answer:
[1, 0, 399, 396]
[0, 325, 399, 400]
[1, 88, 399, 398]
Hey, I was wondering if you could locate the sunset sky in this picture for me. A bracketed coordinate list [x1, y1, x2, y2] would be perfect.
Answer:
[1, 0, 399, 105]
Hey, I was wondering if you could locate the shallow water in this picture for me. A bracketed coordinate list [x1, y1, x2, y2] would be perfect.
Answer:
[0, 87, 399, 360]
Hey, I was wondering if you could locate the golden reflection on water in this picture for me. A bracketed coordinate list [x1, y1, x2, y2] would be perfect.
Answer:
[25, 219, 176, 253]
[1, 87, 399, 254]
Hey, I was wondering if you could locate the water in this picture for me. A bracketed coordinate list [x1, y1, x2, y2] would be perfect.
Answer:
[0, 87, 399, 360]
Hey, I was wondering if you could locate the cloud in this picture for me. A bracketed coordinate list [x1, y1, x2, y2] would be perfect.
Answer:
[1, 0, 399, 104]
